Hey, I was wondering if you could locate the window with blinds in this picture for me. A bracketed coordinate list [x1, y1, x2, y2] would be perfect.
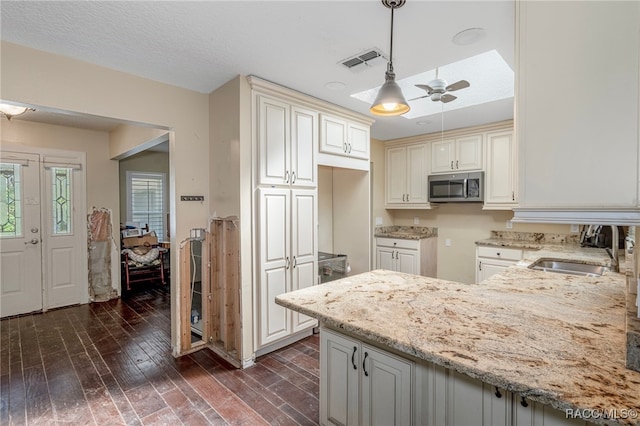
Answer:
[126, 172, 166, 241]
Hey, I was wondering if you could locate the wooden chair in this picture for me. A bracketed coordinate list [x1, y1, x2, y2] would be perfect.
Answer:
[121, 231, 167, 291]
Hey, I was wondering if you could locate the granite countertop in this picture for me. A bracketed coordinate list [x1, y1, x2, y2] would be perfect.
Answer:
[374, 225, 438, 240]
[276, 269, 640, 425]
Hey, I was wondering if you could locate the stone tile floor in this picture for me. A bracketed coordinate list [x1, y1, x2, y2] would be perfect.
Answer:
[0, 284, 319, 425]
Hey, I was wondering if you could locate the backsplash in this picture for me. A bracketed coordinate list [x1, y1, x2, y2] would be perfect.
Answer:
[490, 230, 581, 245]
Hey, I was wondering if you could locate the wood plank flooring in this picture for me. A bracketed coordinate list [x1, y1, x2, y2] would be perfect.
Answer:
[0, 284, 320, 425]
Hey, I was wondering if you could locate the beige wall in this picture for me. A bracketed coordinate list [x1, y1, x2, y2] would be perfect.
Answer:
[118, 150, 170, 227]
[110, 124, 169, 160]
[2, 41, 210, 356]
[0, 119, 119, 221]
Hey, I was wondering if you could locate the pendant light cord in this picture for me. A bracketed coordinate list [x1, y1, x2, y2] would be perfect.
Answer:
[389, 5, 395, 71]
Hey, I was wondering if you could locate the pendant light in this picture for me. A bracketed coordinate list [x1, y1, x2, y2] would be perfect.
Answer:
[370, 0, 410, 117]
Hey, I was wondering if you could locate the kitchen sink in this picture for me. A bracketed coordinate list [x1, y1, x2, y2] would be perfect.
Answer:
[528, 259, 609, 277]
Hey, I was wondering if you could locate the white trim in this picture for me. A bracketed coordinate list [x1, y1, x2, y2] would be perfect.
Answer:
[512, 207, 640, 225]
[0, 154, 30, 166]
[43, 156, 82, 169]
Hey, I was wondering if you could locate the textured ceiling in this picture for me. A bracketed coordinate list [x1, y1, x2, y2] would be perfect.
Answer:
[1, 1, 515, 140]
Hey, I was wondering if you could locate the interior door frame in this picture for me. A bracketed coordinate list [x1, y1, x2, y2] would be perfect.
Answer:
[1, 143, 89, 311]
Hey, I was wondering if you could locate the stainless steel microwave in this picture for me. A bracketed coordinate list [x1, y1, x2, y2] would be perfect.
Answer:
[428, 172, 484, 202]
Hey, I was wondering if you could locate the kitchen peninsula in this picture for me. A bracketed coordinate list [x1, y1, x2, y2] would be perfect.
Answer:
[276, 267, 640, 425]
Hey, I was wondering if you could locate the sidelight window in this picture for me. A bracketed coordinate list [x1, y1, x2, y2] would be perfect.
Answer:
[0, 163, 22, 237]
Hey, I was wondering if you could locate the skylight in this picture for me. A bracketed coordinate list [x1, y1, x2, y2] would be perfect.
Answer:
[351, 50, 514, 119]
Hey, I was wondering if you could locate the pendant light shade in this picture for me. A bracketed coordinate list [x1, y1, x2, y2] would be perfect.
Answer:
[370, 0, 410, 117]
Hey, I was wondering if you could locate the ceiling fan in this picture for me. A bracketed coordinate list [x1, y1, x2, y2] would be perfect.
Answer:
[411, 68, 470, 103]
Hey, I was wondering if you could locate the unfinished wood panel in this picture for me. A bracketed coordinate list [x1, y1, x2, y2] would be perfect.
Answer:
[208, 217, 242, 367]
[180, 242, 192, 352]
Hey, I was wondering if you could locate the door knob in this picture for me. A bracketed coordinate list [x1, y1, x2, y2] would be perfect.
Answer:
[25, 238, 39, 245]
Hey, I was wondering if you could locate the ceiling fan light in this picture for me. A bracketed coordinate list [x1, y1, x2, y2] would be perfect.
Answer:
[370, 70, 411, 116]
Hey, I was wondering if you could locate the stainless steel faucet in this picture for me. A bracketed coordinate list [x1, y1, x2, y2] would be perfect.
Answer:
[605, 225, 619, 272]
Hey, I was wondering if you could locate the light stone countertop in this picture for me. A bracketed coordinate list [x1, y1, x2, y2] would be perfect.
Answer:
[374, 225, 438, 240]
[276, 268, 640, 425]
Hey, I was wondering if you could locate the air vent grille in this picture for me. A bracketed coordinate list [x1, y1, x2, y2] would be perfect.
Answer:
[340, 48, 387, 72]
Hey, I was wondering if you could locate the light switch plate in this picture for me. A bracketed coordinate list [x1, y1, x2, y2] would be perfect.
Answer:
[445, 238, 452, 247]
[506, 220, 513, 229]
[570, 224, 579, 233]
[375, 217, 383, 226]
[414, 217, 419, 225]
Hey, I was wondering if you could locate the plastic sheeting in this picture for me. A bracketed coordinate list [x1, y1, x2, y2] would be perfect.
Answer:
[88, 208, 116, 301]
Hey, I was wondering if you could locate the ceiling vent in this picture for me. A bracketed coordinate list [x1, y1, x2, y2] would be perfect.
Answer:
[339, 48, 387, 72]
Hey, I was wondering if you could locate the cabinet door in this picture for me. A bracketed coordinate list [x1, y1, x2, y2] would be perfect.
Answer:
[431, 139, 455, 173]
[396, 248, 419, 275]
[291, 189, 318, 333]
[485, 131, 517, 206]
[406, 143, 429, 204]
[386, 146, 408, 205]
[348, 122, 370, 160]
[320, 114, 348, 156]
[481, 384, 511, 426]
[376, 247, 396, 271]
[258, 96, 290, 186]
[321, 329, 360, 426]
[476, 258, 513, 284]
[446, 370, 485, 426]
[455, 135, 483, 171]
[291, 106, 317, 187]
[258, 188, 291, 346]
[513, 395, 588, 426]
[361, 344, 413, 426]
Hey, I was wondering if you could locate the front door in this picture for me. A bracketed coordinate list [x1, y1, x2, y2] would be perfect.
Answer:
[0, 153, 43, 316]
[0, 149, 87, 318]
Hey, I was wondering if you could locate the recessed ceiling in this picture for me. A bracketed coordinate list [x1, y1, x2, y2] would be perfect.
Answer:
[0, 1, 515, 141]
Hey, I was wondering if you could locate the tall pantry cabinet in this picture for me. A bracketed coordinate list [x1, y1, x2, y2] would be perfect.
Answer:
[254, 91, 319, 351]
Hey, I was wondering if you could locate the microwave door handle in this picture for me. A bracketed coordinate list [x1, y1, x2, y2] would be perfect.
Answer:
[463, 178, 468, 199]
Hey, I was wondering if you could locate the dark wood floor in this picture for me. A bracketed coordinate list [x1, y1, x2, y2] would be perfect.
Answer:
[0, 284, 320, 425]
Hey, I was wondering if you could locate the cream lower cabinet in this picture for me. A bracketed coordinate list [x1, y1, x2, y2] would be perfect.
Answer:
[475, 246, 524, 284]
[376, 237, 437, 277]
[257, 188, 317, 348]
[323, 327, 589, 426]
[320, 328, 413, 426]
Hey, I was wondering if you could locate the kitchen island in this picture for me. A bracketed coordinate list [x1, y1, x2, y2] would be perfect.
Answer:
[276, 268, 640, 425]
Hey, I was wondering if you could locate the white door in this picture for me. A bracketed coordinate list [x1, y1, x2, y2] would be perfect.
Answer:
[396, 249, 418, 275]
[320, 114, 347, 156]
[290, 189, 317, 333]
[258, 188, 291, 346]
[431, 139, 455, 173]
[347, 122, 369, 160]
[376, 247, 395, 271]
[386, 146, 407, 204]
[0, 153, 43, 317]
[258, 95, 290, 186]
[290, 106, 317, 187]
[406, 144, 429, 204]
[1, 150, 87, 318]
[455, 135, 483, 171]
[361, 344, 413, 426]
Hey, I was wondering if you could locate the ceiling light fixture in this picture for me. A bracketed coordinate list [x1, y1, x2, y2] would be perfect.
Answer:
[370, 0, 410, 117]
[0, 103, 31, 120]
[452, 28, 486, 46]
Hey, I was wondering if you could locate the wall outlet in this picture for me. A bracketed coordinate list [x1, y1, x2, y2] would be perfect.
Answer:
[445, 238, 452, 247]
[375, 217, 383, 226]
[570, 224, 579, 233]
[506, 220, 513, 229]
[413, 217, 419, 225]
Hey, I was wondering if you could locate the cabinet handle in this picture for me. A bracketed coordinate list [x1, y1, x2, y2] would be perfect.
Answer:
[451, 160, 454, 170]
[286, 257, 290, 269]
[402, 194, 406, 202]
[406, 194, 409, 202]
[512, 191, 515, 201]
[395, 251, 399, 260]
[495, 387, 502, 398]
[520, 396, 529, 408]
[348, 143, 352, 153]
[343, 142, 348, 153]
[351, 346, 358, 370]
[285, 170, 290, 184]
[291, 171, 296, 184]
[362, 352, 369, 376]
[456, 160, 459, 169]
[478, 261, 482, 271]
[293, 256, 297, 268]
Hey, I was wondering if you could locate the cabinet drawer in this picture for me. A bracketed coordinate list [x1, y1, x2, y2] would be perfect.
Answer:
[376, 237, 419, 250]
[476, 246, 522, 261]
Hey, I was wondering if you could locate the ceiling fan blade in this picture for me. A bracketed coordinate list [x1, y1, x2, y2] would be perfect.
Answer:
[441, 94, 457, 103]
[415, 84, 434, 93]
[445, 80, 470, 92]
[408, 94, 430, 101]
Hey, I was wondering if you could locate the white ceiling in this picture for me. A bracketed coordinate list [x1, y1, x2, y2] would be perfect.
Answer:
[0, 0, 515, 141]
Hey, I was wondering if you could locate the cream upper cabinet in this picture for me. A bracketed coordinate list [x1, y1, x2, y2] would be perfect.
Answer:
[431, 135, 482, 174]
[484, 130, 517, 209]
[385, 142, 429, 208]
[514, 2, 640, 223]
[257, 94, 317, 187]
[320, 113, 370, 160]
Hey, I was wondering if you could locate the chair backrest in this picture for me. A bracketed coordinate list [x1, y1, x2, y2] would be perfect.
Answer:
[122, 231, 158, 249]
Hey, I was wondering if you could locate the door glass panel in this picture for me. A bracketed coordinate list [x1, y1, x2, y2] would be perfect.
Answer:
[52, 167, 72, 235]
[0, 163, 22, 238]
